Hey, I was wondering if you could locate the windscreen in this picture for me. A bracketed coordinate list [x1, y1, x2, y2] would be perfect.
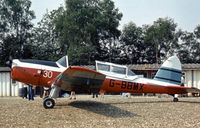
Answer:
[97, 63, 110, 71]
[57, 56, 67, 67]
[111, 66, 126, 75]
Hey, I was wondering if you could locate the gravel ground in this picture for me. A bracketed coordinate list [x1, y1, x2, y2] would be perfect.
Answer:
[0, 95, 200, 128]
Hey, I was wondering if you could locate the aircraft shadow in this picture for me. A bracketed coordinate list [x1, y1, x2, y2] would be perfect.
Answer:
[178, 101, 200, 104]
[109, 99, 200, 105]
[109, 100, 172, 105]
[65, 100, 138, 118]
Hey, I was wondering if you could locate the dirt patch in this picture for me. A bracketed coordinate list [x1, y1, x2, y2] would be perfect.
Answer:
[0, 95, 200, 128]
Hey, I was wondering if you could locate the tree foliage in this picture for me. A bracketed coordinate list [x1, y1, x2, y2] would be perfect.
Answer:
[120, 22, 145, 64]
[144, 17, 179, 64]
[54, 0, 122, 65]
[0, 0, 200, 66]
[179, 25, 200, 63]
[30, 8, 65, 61]
[0, 0, 35, 65]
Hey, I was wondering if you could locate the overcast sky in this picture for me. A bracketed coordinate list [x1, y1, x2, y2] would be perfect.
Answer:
[31, 0, 200, 32]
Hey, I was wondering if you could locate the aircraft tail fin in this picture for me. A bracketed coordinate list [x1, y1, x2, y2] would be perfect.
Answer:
[154, 55, 182, 85]
[56, 55, 69, 68]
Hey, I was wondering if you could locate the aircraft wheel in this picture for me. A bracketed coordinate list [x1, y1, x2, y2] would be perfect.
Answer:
[43, 98, 55, 109]
[173, 97, 179, 102]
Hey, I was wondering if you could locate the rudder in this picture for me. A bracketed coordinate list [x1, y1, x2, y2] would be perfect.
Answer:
[154, 55, 182, 85]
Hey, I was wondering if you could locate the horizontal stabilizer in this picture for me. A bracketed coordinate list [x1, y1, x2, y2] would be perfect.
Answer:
[166, 86, 200, 94]
[184, 87, 200, 93]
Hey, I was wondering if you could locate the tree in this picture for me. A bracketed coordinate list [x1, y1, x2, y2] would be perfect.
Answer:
[178, 31, 194, 63]
[144, 17, 178, 64]
[120, 22, 145, 64]
[193, 25, 200, 63]
[31, 8, 64, 61]
[54, 0, 122, 65]
[194, 25, 200, 38]
[0, 0, 35, 65]
[179, 25, 200, 63]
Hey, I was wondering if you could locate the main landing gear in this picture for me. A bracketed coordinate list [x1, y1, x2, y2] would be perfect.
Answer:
[43, 85, 60, 109]
[173, 97, 179, 102]
[43, 98, 55, 109]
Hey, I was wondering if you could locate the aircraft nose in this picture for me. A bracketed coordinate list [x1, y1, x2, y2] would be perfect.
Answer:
[11, 59, 20, 80]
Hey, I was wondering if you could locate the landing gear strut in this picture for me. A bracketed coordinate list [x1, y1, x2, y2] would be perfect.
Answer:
[43, 84, 60, 109]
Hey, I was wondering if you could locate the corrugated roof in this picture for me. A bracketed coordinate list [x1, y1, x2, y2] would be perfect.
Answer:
[127, 64, 161, 70]
[84, 63, 200, 71]
[182, 64, 200, 70]
[127, 64, 200, 71]
[0, 67, 11, 72]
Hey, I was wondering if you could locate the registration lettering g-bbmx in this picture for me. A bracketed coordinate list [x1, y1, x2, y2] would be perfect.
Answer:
[109, 79, 143, 91]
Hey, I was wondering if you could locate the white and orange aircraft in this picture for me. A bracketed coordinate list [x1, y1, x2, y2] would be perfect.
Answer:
[11, 55, 200, 109]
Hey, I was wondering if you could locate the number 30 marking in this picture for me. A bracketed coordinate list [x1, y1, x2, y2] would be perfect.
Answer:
[43, 70, 53, 78]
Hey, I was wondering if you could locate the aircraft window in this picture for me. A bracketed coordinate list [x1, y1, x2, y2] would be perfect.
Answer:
[97, 63, 110, 71]
[111, 66, 126, 75]
[128, 69, 135, 76]
[57, 56, 67, 67]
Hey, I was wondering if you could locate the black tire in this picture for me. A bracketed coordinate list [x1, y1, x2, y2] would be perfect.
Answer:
[43, 98, 55, 109]
[173, 98, 179, 102]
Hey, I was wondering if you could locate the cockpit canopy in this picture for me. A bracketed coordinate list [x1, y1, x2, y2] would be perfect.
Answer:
[95, 61, 135, 77]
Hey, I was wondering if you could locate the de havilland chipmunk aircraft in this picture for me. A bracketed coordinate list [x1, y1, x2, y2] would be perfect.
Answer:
[11, 55, 200, 109]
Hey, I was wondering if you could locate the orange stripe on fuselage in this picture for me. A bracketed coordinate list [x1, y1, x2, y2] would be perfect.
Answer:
[100, 78, 188, 94]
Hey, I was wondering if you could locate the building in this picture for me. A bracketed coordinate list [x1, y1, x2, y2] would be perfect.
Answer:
[182, 64, 200, 89]
[0, 67, 24, 97]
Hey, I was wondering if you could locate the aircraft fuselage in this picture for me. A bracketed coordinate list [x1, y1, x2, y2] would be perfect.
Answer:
[11, 58, 191, 95]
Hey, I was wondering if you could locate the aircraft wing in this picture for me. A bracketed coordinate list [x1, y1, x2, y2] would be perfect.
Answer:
[54, 66, 106, 93]
[184, 87, 200, 93]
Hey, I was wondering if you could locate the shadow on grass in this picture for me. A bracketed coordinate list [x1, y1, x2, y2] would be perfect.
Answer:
[108, 98, 200, 105]
[121, 100, 200, 105]
[109, 100, 172, 105]
[178, 100, 200, 104]
[58, 100, 139, 118]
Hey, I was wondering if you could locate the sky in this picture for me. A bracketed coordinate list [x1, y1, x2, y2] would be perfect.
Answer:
[31, 0, 200, 32]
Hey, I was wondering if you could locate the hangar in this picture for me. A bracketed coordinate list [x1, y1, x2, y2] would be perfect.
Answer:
[0, 64, 200, 96]
[0, 67, 23, 96]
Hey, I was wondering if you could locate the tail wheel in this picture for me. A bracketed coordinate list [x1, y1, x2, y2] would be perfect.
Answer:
[173, 97, 179, 102]
[43, 98, 55, 109]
